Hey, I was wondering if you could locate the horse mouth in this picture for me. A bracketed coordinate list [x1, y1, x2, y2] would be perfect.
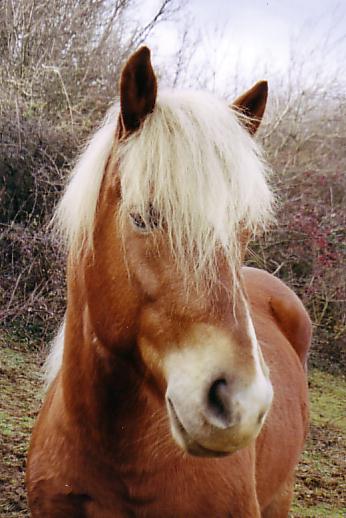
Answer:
[167, 398, 230, 458]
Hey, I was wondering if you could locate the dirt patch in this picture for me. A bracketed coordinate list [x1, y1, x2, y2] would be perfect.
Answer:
[0, 341, 345, 517]
[293, 425, 346, 517]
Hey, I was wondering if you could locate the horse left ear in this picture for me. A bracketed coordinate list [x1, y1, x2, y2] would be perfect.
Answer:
[232, 81, 268, 135]
[119, 46, 157, 135]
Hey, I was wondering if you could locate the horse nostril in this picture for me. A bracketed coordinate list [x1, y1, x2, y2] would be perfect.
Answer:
[207, 378, 231, 427]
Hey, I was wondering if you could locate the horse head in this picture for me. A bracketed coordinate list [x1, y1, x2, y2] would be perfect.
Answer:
[57, 47, 274, 457]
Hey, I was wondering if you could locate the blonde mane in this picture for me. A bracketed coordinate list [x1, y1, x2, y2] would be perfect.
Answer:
[118, 90, 273, 282]
[54, 89, 273, 281]
[52, 106, 118, 254]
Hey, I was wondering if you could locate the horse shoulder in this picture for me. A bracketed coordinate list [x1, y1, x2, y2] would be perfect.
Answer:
[242, 266, 312, 367]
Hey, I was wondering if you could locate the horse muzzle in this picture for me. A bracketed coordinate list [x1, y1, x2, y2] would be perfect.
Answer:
[166, 372, 273, 457]
[162, 323, 273, 456]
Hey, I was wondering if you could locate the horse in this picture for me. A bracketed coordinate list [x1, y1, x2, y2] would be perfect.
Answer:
[26, 47, 311, 517]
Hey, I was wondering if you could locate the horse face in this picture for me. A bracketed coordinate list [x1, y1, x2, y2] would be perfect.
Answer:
[114, 47, 273, 456]
[120, 217, 273, 456]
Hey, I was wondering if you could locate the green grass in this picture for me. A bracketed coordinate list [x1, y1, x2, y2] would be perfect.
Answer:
[292, 369, 346, 517]
[291, 503, 346, 517]
[309, 369, 346, 431]
[0, 341, 43, 516]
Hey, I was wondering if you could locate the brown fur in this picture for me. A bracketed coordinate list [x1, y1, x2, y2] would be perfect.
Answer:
[26, 47, 311, 517]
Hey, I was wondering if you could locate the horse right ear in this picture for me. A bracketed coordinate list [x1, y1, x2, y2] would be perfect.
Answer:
[119, 47, 157, 136]
[232, 81, 268, 135]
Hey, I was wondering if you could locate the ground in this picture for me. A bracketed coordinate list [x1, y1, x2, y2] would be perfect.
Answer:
[0, 335, 345, 517]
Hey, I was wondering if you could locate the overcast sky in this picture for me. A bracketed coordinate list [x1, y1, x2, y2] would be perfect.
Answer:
[140, 0, 346, 92]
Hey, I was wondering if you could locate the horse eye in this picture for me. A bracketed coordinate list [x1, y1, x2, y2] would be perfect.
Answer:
[130, 213, 147, 231]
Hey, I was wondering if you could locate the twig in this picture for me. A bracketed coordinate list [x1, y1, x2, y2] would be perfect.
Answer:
[42, 65, 74, 129]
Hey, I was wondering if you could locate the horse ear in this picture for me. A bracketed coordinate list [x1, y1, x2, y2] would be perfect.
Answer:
[119, 46, 157, 135]
[232, 81, 268, 135]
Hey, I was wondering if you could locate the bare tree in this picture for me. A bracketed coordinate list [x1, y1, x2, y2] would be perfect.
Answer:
[0, 0, 180, 123]
[0, 0, 185, 338]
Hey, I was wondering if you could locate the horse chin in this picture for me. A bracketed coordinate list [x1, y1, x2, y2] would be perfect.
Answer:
[167, 397, 242, 458]
[185, 442, 231, 458]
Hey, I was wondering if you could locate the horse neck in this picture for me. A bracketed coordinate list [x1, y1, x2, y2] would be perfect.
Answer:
[58, 173, 174, 466]
[60, 250, 157, 457]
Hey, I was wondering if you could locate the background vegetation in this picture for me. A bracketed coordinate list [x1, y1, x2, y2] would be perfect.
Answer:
[1, 1, 344, 369]
[0, 0, 345, 515]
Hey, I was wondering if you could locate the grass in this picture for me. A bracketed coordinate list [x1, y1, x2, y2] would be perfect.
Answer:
[0, 334, 345, 517]
[0, 337, 43, 517]
[309, 369, 346, 431]
[291, 505, 345, 517]
[292, 369, 346, 517]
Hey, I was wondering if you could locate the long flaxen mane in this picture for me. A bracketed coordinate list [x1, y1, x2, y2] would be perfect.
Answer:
[55, 89, 273, 280]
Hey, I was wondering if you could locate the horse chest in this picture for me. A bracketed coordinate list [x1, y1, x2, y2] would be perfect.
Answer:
[83, 453, 258, 518]
[86, 480, 237, 518]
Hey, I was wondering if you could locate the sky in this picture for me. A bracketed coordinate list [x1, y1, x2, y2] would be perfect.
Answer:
[139, 0, 346, 92]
